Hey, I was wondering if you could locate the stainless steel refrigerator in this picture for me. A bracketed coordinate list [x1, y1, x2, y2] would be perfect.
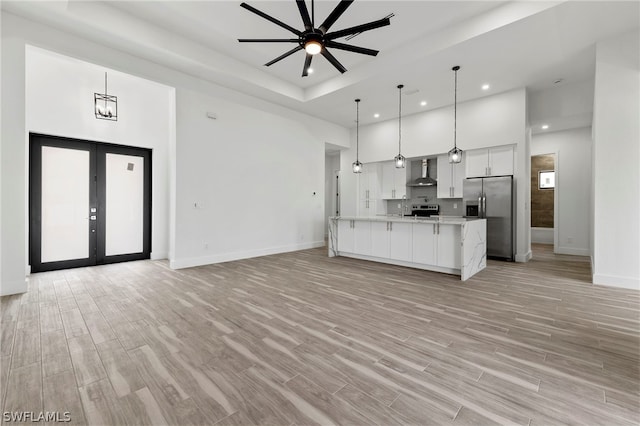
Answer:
[463, 176, 514, 261]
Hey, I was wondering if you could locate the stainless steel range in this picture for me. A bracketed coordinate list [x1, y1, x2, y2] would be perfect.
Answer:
[407, 204, 439, 217]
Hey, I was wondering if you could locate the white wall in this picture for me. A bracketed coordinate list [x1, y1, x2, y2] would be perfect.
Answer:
[531, 127, 592, 255]
[529, 80, 594, 134]
[26, 46, 174, 262]
[592, 30, 640, 290]
[1, 11, 349, 294]
[1, 19, 27, 294]
[172, 89, 325, 268]
[341, 89, 531, 261]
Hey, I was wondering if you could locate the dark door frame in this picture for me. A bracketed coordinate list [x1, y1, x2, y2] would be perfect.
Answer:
[29, 133, 152, 273]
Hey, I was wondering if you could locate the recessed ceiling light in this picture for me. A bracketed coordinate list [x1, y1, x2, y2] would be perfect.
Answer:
[481, 84, 490, 91]
[420, 101, 427, 106]
[307, 68, 314, 74]
[374, 113, 380, 118]
[542, 124, 549, 130]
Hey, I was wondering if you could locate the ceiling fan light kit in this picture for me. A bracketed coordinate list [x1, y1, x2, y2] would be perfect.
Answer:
[238, 0, 392, 77]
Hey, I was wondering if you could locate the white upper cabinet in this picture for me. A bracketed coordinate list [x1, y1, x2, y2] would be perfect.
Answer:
[358, 165, 383, 216]
[380, 161, 407, 199]
[465, 145, 514, 178]
[437, 154, 464, 199]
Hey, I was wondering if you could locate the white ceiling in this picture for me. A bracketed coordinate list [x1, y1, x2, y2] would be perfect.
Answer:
[3, 1, 639, 128]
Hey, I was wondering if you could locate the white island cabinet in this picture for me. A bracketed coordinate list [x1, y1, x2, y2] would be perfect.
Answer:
[329, 217, 487, 281]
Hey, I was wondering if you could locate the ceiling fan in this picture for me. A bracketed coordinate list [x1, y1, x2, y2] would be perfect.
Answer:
[238, 0, 392, 77]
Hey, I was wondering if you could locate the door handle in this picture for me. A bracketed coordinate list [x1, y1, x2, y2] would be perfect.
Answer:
[437, 223, 440, 234]
[433, 223, 436, 234]
[482, 195, 486, 218]
[390, 222, 393, 232]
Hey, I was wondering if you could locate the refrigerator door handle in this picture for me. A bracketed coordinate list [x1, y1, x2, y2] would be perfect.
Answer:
[478, 196, 482, 216]
[482, 194, 487, 218]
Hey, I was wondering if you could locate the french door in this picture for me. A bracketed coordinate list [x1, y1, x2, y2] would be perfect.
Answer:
[29, 133, 151, 273]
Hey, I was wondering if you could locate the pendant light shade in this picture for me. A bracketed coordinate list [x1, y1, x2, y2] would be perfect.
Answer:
[394, 84, 406, 168]
[448, 66, 462, 163]
[94, 72, 117, 121]
[352, 99, 363, 174]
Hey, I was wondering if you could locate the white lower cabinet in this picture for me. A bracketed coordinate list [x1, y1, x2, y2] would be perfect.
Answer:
[339, 219, 461, 270]
[370, 221, 390, 258]
[412, 222, 437, 265]
[389, 222, 412, 261]
[353, 220, 371, 256]
[437, 224, 461, 269]
[337, 219, 354, 253]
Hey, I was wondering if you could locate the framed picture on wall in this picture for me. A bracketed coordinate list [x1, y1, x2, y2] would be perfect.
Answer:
[539, 170, 555, 189]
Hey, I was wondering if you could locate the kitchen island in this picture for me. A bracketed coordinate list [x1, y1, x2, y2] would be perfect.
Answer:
[328, 216, 486, 281]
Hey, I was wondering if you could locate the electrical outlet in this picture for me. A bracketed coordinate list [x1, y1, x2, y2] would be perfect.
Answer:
[453, 203, 457, 209]
[397, 203, 401, 209]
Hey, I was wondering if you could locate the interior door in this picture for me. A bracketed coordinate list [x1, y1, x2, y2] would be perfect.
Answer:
[30, 135, 97, 272]
[29, 134, 151, 273]
[97, 145, 151, 264]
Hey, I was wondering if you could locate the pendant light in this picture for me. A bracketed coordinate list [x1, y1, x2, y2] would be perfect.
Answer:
[352, 99, 363, 173]
[94, 72, 118, 121]
[394, 84, 406, 168]
[448, 66, 463, 163]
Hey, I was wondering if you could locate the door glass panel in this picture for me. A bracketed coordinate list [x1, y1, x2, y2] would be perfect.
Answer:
[105, 153, 144, 256]
[41, 146, 90, 263]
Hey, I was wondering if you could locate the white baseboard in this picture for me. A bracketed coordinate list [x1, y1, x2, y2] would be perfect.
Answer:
[0, 279, 28, 296]
[515, 251, 532, 263]
[593, 273, 640, 290]
[170, 241, 325, 269]
[555, 247, 590, 256]
[150, 251, 168, 260]
[531, 227, 554, 244]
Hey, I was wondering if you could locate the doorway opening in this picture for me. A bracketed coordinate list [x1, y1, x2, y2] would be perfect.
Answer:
[29, 133, 152, 273]
[530, 153, 556, 248]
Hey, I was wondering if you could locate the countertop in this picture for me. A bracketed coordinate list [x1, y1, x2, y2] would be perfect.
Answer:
[331, 216, 482, 225]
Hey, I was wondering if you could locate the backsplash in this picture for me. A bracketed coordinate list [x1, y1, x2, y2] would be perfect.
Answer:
[385, 182, 463, 216]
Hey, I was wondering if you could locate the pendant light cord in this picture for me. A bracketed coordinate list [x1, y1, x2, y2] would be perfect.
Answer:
[398, 84, 403, 155]
[355, 99, 360, 161]
[104, 72, 109, 110]
[453, 67, 458, 149]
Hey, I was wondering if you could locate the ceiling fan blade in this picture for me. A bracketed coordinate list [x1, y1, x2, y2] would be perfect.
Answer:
[265, 46, 304, 66]
[296, 0, 312, 31]
[302, 53, 313, 77]
[319, 0, 354, 33]
[325, 41, 379, 56]
[321, 48, 347, 74]
[325, 17, 391, 40]
[238, 39, 299, 43]
[240, 2, 302, 36]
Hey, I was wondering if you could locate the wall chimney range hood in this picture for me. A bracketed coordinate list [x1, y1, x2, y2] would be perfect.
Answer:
[409, 159, 437, 186]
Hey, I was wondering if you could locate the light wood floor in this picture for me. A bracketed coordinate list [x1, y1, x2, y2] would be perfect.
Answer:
[1, 244, 638, 425]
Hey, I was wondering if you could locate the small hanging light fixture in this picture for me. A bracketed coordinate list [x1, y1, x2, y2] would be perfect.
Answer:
[352, 98, 363, 173]
[394, 84, 406, 168]
[448, 65, 463, 163]
[95, 72, 118, 121]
